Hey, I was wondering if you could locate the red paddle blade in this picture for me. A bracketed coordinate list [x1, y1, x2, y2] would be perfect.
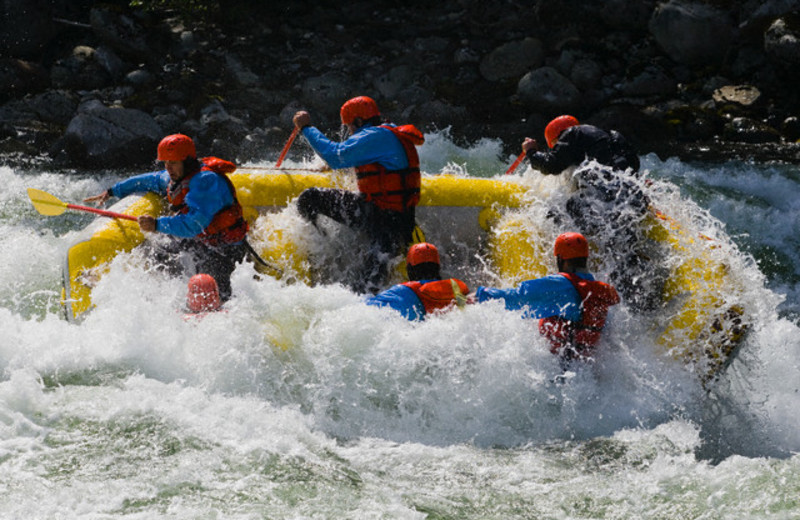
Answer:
[505, 150, 527, 175]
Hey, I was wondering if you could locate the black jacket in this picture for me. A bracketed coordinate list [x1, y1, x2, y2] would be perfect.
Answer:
[528, 124, 640, 175]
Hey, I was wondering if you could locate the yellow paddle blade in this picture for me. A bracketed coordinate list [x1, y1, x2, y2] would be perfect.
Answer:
[27, 188, 68, 216]
[450, 278, 467, 308]
[411, 224, 426, 244]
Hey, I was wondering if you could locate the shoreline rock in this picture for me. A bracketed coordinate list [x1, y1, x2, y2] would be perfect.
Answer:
[1, 0, 800, 170]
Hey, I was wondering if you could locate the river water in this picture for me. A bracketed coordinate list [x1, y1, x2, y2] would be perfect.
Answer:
[1, 133, 799, 518]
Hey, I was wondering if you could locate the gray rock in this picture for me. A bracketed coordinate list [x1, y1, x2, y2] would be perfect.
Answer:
[94, 46, 127, 80]
[374, 65, 416, 100]
[27, 90, 80, 125]
[396, 85, 434, 107]
[225, 54, 260, 87]
[90, 8, 151, 61]
[153, 113, 182, 135]
[453, 47, 480, 65]
[479, 37, 544, 82]
[50, 46, 112, 90]
[517, 66, 581, 113]
[570, 58, 604, 92]
[621, 65, 677, 97]
[649, 0, 736, 66]
[61, 103, 162, 168]
[0, 58, 49, 101]
[407, 100, 469, 130]
[199, 100, 249, 144]
[125, 69, 155, 87]
[740, 0, 800, 34]
[598, 0, 658, 28]
[764, 16, 800, 65]
[712, 85, 763, 108]
[723, 116, 782, 143]
[301, 72, 351, 114]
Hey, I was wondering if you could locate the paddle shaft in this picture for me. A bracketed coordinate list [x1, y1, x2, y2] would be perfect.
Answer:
[275, 127, 300, 168]
[505, 150, 527, 175]
[67, 203, 139, 221]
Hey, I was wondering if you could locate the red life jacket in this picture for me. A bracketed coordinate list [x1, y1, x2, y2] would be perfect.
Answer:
[167, 156, 248, 246]
[538, 272, 620, 358]
[355, 124, 424, 213]
[403, 278, 469, 316]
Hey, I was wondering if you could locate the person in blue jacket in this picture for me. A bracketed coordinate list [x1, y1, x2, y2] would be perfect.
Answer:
[473, 232, 619, 369]
[84, 134, 249, 302]
[367, 242, 468, 320]
[292, 96, 425, 294]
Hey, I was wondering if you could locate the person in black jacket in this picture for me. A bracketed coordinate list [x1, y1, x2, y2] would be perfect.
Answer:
[522, 116, 664, 312]
[523, 115, 640, 175]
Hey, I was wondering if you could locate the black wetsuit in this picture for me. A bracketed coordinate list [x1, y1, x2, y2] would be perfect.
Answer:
[297, 187, 415, 294]
[530, 125, 664, 311]
[527, 124, 640, 175]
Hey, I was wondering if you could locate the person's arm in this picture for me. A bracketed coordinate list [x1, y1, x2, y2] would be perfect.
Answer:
[476, 275, 582, 320]
[366, 285, 426, 321]
[527, 144, 581, 175]
[110, 171, 170, 198]
[155, 171, 234, 237]
[84, 171, 169, 205]
[302, 126, 409, 170]
[527, 127, 587, 175]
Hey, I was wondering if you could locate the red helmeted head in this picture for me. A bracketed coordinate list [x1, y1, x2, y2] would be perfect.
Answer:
[157, 134, 196, 162]
[407, 242, 440, 267]
[340, 96, 381, 126]
[544, 115, 579, 148]
[186, 273, 221, 313]
[554, 232, 589, 260]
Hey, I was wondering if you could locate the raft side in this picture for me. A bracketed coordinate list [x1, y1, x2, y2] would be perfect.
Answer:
[62, 193, 164, 322]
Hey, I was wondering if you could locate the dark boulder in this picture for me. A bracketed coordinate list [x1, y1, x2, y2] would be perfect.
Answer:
[60, 101, 162, 169]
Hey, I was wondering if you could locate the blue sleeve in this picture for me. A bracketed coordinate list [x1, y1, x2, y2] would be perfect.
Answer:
[156, 171, 235, 238]
[475, 275, 582, 321]
[366, 285, 425, 321]
[301, 125, 409, 170]
[111, 171, 170, 198]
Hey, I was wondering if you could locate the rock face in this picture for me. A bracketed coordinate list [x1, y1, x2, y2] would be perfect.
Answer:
[2, 0, 800, 169]
[61, 102, 161, 168]
[649, 1, 736, 66]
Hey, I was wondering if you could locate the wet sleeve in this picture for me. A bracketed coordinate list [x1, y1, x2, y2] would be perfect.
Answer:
[527, 144, 581, 175]
[366, 285, 426, 321]
[155, 172, 233, 238]
[302, 126, 408, 170]
[110, 171, 170, 198]
[475, 276, 581, 321]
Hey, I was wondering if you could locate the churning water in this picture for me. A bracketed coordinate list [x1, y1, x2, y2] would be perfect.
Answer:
[1, 133, 799, 518]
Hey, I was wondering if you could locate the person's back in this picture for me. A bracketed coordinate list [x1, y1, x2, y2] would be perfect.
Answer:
[473, 232, 619, 368]
[527, 122, 640, 175]
[367, 243, 468, 320]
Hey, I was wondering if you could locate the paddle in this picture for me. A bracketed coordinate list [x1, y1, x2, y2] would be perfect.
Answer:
[275, 127, 300, 168]
[505, 150, 527, 175]
[27, 188, 138, 221]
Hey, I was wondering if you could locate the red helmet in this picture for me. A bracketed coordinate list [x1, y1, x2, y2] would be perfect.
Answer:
[407, 242, 440, 267]
[157, 134, 196, 161]
[554, 232, 589, 260]
[340, 96, 380, 125]
[186, 273, 221, 313]
[544, 115, 579, 148]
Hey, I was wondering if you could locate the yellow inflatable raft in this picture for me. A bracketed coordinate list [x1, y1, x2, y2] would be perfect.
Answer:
[62, 169, 748, 381]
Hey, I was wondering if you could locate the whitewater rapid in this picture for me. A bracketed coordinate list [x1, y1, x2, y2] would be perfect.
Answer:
[1, 133, 799, 518]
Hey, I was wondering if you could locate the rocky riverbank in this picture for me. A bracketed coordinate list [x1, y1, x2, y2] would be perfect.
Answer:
[2, 0, 800, 171]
